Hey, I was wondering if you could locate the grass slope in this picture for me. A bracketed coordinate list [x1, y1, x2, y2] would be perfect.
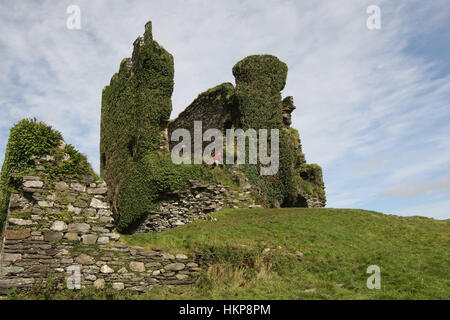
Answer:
[8, 208, 449, 300]
[120, 208, 449, 300]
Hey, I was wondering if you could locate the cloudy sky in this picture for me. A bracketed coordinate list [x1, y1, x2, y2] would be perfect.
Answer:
[0, 0, 449, 219]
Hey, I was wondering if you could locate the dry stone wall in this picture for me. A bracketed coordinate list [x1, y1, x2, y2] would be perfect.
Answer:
[131, 180, 258, 234]
[0, 157, 202, 294]
[302, 192, 327, 208]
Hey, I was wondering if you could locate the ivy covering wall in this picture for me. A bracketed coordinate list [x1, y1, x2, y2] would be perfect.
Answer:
[231, 55, 325, 207]
[100, 22, 215, 232]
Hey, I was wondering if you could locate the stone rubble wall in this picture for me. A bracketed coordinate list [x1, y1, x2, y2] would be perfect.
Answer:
[0, 157, 202, 294]
[132, 180, 259, 234]
[303, 193, 327, 208]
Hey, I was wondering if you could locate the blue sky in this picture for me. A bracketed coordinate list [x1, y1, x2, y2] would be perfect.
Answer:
[0, 0, 449, 219]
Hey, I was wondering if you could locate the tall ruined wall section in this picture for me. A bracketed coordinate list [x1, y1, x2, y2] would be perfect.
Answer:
[101, 21, 174, 172]
[100, 22, 177, 232]
[234, 56, 325, 207]
[168, 82, 239, 150]
[169, 55, 326, 209]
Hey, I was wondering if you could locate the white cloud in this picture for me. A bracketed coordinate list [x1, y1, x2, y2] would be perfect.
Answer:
[393, 199, 450, 220]
[380, 171, 450, 198]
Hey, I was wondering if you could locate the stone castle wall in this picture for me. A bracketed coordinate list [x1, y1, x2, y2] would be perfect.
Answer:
[132, 181, 228, 233]
[131, 180, 258, 234]
[302, 192, 327, 208]
[0, 157, 202, 294]
[167, 83, 238, 150]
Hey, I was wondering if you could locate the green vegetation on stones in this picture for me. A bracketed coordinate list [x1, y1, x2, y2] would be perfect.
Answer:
[101, 22, 177, 231]
[116, 152, 214, 232]
[233, 55, 287, 130]
[298, 164, 326, 200]
[232, 55, 321, 206]
[0, 119, 94, 234]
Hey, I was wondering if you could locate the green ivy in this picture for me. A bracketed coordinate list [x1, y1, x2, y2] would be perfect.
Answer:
[100, 22, 176, 231]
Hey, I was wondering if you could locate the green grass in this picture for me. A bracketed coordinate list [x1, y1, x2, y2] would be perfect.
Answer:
[9, 208, 450, 300]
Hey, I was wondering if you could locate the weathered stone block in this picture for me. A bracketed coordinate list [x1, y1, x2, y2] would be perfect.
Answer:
[8, 218, 33, 226]
[85, 275, 97, 281]
[99, 216, 113, 223]
[82, 234, 98, 245]
[1, 253, 22, 263]
[67, 223, 90, 233]
[38, 201, 53, 208]
[8, 194, 29, 209]
[97, 236, 109, 245]
[50, 221, 67, 232]
[100, 265, 114, 274]
[90, 198, 108, 209]
[28, 265, 49, 273]
[187, 263, 199, 268]
[93, 279, 105, 289]
[130, 262, 145, 272]
[75, 254, 95, 265]
[43, 231, 63, 242]
[146, 262, 162, 268]
[117, 267, 128, 274]
[165, 263, 185, 271]
[112, 282, 125, 290]
[87, 187, 108, 195]
[0, 266, 24, 276]
[98, 209, 113, 216]
[83, 208, 97, 216]
[70, 183, 86, 192]
[67, 205, 82, 214]
[6, 229, 31, 240]
[176, 274, 189, 280]
[55, 181, 69, 191]
[23, 180, 43, 188]
[73, 200, 88, 208]
[64, 233, 80, 241]
[0, 278, 34, 289]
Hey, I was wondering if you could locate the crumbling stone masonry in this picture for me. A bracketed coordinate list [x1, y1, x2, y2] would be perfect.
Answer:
[131, 180, 258, 234]
[0, 155, 202, 294]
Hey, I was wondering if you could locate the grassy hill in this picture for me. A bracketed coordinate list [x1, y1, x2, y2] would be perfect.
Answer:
[7, 208, 449, 300]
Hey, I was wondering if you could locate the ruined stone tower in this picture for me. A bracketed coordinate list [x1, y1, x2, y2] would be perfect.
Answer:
[100, 22, 326, 233]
